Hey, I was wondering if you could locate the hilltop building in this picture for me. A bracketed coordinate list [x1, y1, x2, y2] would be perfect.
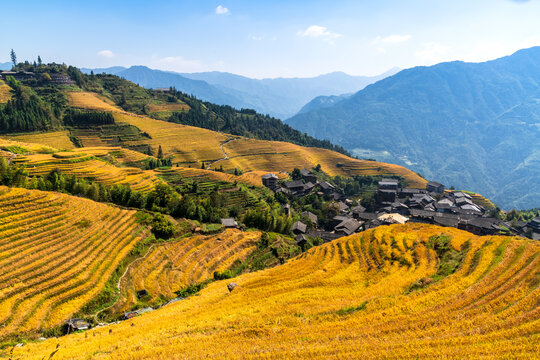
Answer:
[261, 173, 278, 189]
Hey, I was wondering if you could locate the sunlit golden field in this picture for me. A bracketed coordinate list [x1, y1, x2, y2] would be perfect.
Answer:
[14, 152, 160, 192]
[66, 91, 121, 112]
[112, 229, 260, 313]
[147, 102, 190, 113]
[0, 80, 12, 103]
[1, 131, 75, 150]
[9, 223, 539, 359]
[1, 142, 161, 192]
[0, 186, 147, 340]
[115, 113, 427, 188]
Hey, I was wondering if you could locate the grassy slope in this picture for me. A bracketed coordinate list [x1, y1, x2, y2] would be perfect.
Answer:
[11, 223, 539, 359]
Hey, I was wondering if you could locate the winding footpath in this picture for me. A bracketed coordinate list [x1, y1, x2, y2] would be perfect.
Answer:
[206, 137, 238, 170]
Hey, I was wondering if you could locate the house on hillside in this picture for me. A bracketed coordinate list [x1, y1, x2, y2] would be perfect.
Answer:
[378, 178, 399, 190]
[66, 318, 90, 332]
[292, 221, 307, 235]
[458, 217, 501, 236]
[295, 234, 308, 247]
[221, 218, 238, 228]
[301, 211, 318, 226]
[300, 169, 317, 184]
[316, 181, 335, 194]
[0, 70, 38, 81]
[334, 218, 362, 236]
[527, 218, 540, 231]
[283, 180, 306, 195]
[426, 181, 445, 194]
[261, 173, 278, 189]
[49, 73, 75, 85]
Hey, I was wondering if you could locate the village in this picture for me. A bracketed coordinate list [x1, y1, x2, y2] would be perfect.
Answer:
[261, 169, 540, 246]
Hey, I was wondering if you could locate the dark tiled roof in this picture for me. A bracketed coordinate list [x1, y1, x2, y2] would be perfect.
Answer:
[335, 218, 361, 235]
[301, 211, 318, 224]
[284, 180, 305, 189]
[261, 173, 278, 179]
[292, 221, 307, 233]
[351, 205, 366, 213]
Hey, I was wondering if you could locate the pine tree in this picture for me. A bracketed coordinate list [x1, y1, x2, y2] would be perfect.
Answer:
[37, 55, 42, 66]
[10, 49, 17, 68]
[157, 145, 163, 159]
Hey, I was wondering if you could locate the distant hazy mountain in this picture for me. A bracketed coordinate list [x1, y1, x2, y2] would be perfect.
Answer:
[296, 94, 351, 115]
[81, 66, 126, 75]
[181, 69, 400, 118]
[287, 47, 540, 209]
[0, 62, 12, 70]
[82, 66, 398, 119]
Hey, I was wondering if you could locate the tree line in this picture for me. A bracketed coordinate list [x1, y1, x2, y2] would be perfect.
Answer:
[166, 88, 351, 156]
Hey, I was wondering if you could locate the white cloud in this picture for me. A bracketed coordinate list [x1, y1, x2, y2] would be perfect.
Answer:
[215, 5, 229, 15]
[250, 35, 263, 41]
[97, 50, 114, 58]
[156, 56, 202, 72]
[297, 25, 342, 42]
[415, 42, 450, 65]
[373, 34, 412, 44]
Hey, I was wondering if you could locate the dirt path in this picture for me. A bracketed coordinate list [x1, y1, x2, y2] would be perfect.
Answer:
[206, 137, 238, 170]
[94, 232, 157, 321]
[6, 152, 16, 165]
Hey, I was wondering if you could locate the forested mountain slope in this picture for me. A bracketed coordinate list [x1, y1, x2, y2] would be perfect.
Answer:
[287, 47, 540, 209]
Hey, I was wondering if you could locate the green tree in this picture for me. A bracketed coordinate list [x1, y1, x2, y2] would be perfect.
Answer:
[37, 55, 42, 66]
[157, 145, 163, 159]
[10, 49, 17, 67]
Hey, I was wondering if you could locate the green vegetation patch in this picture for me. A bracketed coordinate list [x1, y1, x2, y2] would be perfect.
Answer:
[336, 301, 368, 316]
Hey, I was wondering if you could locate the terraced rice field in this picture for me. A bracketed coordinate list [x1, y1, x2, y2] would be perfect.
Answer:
[1, 131, 75, 150]
[222, 138, 427, 187]
[147, 102, 190, 113]
[0, 79, 12, 103]
[13, 150, 160, 192]
[0, 138, 56, 154]
[156, 167, 285, 187]
[112, 229, 261, 313]
[66, 91, 121, 112]
[115, 113, 426, 188]
[115, 112, 228, 164]
[11, 223, 539, 359]
[0, 186, 147, 339]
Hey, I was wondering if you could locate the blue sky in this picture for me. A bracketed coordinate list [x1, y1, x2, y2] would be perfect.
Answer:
[1, 0, 540, 78]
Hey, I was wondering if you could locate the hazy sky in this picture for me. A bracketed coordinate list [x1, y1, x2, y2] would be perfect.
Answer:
[2, 0, 540, 78]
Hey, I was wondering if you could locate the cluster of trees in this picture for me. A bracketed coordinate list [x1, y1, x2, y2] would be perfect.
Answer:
[242, 207, 293, 233]
[145, 157, 172, 170]
[0, 77, 54, 133]
[1, 155, 292, 234]
[63, 109, 114, 126]
[166, 89, 350, 156]
[0, 158, 28, 187]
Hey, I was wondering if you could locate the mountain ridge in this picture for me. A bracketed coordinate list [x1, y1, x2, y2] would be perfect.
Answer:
[286, 46, 540, 209]
[81, 65, 399, 118]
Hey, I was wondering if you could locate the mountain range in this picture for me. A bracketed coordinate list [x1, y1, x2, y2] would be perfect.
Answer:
[81, 66, 399, 119]
[287, 47, 540, 210]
